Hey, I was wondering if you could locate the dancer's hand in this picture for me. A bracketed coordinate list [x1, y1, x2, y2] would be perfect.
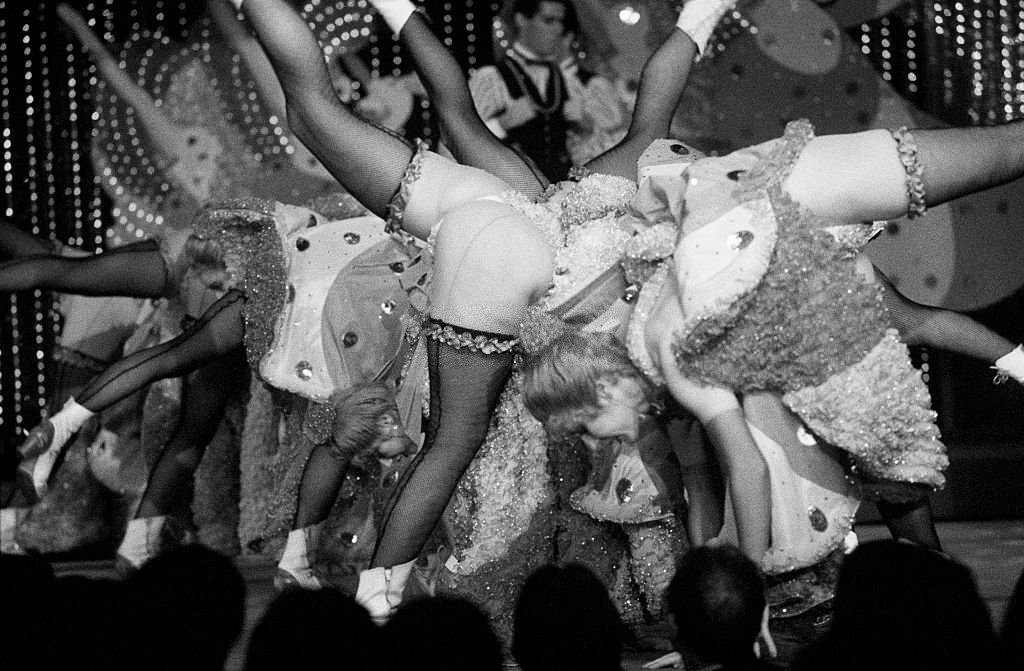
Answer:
[56, 4, 107, 56]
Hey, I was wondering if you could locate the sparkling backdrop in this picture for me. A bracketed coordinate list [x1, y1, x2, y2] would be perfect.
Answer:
[0, 0, 1021, 450]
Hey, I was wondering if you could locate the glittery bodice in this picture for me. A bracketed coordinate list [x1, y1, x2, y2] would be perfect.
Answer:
[672, 121, 890, 393]
[660, 121, 946, 492]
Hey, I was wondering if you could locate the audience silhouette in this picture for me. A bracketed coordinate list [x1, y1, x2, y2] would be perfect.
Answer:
[792, 540, 997, 671]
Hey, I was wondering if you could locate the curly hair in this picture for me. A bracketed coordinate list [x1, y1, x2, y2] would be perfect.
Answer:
[521, 330, 653, 437]
[328, 382, 405, 460]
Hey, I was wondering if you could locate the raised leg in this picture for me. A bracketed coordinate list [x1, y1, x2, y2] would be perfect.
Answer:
[0, 240, 168, 297]
[0, 218, 52, 259]
[372, 336, 514, 567]
[877, 269, 1018, 363]
[389, 9, 549, 198]
[585, 27, 698, 180]
[238, 0, 416, 218]
[877, 497, 942, 551]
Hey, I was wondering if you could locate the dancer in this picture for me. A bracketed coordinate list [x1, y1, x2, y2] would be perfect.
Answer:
[17, 200, 425, 572]
[369, 0, 1024, 571]
[523, 116, 1024, 561]
[521, 326, 860, 572]
[235, 0, 1024, 619]
[198, 0, 734, 629]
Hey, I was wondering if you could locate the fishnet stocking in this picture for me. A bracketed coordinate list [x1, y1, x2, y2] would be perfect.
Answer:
[399, 15, 549, 199]
[292, 445, 351, 529]
[877, 497, 941, 551]
[584, 28, 697, 180]
[877, 271, 1015, 362]
[136, 348, 247, 519]
[372, 335, 514, 567]
[76, 290, 246, 412]
[0, 218, 52, 258]
[243, 0, 415, 218]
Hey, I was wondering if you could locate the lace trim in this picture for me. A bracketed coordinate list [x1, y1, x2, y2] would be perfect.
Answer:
[890, 127, 927, 219]
[626, 265, 668, 385]
[384, 139, 428, 247]
[421, 318, 518, 354]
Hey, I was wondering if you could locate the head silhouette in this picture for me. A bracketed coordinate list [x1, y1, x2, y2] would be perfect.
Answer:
[513, 562, 625, 671]
[666, 544, 766, 667]
[383, 595, 502, 671]
[245, 587, 379, 671]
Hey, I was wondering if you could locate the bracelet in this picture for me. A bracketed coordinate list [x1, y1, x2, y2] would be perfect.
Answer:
[890, 126, 927, 219]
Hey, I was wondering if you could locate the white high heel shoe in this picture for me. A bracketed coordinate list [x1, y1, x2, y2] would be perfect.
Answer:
[274, 524, 326, 590]
[355, 558, 416, 624]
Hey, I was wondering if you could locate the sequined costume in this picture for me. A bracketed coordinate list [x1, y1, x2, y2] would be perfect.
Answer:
[633, 120, 947, 502]
[571, 427, 689, 618]
[38, 14, 361, 557]
[188, 199, 429, 563]
[383, 153, 684, 639]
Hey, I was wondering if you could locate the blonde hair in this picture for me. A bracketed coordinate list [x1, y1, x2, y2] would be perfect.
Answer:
[329, 382, 405, 459]
[182, 234, 227, 272]
[522, 330, 652, 436]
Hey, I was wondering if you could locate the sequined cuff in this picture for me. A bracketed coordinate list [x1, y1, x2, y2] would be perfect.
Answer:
[890, 126, 927, 219]
[385, 139, 428, 245]
[421, 318, 518, 354]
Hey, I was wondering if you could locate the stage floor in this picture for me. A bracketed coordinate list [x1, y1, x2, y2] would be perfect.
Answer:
[51, 520, 1023, 670]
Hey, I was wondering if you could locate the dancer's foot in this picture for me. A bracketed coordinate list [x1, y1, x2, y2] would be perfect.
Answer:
[676, 0, 739, 55]
[114, 516, 192, 577]
[18, 398, 95, 497]
[273, 567, 325, 591]
[355, 566, 390, 624]
[993, 345, 1024, 385]
[16, 421, 58, 498]
[274, 525, 325, 591]
[367, 0, 417, 35]
[355, 559, 415, 624]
